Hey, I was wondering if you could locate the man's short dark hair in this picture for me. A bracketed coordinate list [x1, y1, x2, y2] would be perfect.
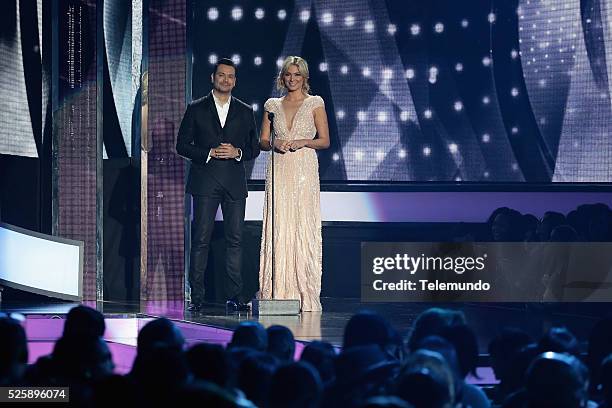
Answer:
[214, 58, 236, 74]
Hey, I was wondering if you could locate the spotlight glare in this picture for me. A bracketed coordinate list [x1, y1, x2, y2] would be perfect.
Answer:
[482, 56, 492, 66]
[377, 112, 387, 122]
[364, 20, 375, 33]
[277, 9, 287, 20]
[362, 67, 371, 77]
[322, 12, 333, 24]
[208, 53, 218, 65]
[511, 87, 519, 97]
[254, 56, 262, 66]
[461, 19, 469, 28]
[387, 24, 397, 35]
[319, 62, 328, 72]
[423, 109, 432, 119]
[207, 7, 219, 21]
[231, 54, 241, 65]
[340, 65, 349, 74]
[410, 23, 421, 35]
[453, 101, 463, 112]
[455, 62, 463, 72]
[511, 126, 519, 134]
[488, 12, 496, 23]
[382, 68, 393, 80]
[423, 146, 432, 156]
[448, 143, 458, 153]
[398, 149, 407, 159]
[482, 96, 490, 104]
[252, 103, 259, 112]
[254, 8, 264, 19]
[405, 69, 415, 79]
[482, 133, 490, 143]
[332, 153, 340, 161]
[299, 9, 310, 23]
[400, 111, 409, 121]
[357, 111, 367, 121]
[231, 6, 243, 21]
[344, 14, 355, 27]
[336, 110, 345, 119]
[434, 22, 444, 33]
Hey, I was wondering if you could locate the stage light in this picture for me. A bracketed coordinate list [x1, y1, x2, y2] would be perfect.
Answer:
[387, 24, 397, 35]
[231, 7, 243, 21]
[231, 54, 241, 65]
[482, 133, 490, 143]
[428, 66, 438, 84]
[344, 15, 355, 27]
[488, 12, 496, 23]
[209, 53, 218, 65]
[405, 69, 415, 79]
[455, 177, 462, 181]
[540, 117, 547, 125]
[319, 62, 328, 72]
[382, 68, 393, 80]
[448, 143, 458, 154]
[362, 67, 371, 77]
[482, 96, 490, 105]
[484, 171, 490, 178]
[322, 12, 333, 25]
[364, 20, 375, 33]
[276, 57, 284, 68]
[482, 56, 492, 66]
[376, 150, 385, 160]
[332, 153, 340, 161]
[400, 111, 409, 121]
[255, 8, 264, 20]
[461, 19, 469, 28]
[377, 112, 388, 122]
[453, 101, 463, 112]
[254, 56, 262, 66]
[455, 63, 463, 72]
[398, 149, 407, 158]
[300, 9, 310, 23]
[423, 109, 432, 119]
[336, 110, 345, 119]
[512, 163, 519, 171]
[355, 150, 364, 160]
[511, 49, 519, 59]
[410, 23, 421, 36]
[423, 146, 431, 156]
[340, 65, 349, 74]
[278, 9, 286, 20]
[511, 126, 519, 134]
[511, 87, 519, 97]
[434, 22, 444, 33]
[207, 7, 219, 21]
[252, 103, 259, 112]
[357, 111, 367, 121]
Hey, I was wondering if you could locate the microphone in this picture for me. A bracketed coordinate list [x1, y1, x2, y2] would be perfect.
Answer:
[268, 111, 275, 121]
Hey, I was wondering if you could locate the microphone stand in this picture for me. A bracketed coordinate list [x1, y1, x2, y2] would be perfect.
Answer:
[269, 112, 276, 299]
[251, 111, 299, 315]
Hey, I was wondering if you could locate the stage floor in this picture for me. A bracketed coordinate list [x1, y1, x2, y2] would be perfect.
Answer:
[2, 297, 609, 349]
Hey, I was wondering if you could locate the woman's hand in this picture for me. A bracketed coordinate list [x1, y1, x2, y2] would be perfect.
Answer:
[273, 139, 291, 153]
[287, 139, 309, 151]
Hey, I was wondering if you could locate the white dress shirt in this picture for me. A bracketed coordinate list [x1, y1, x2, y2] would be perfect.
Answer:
[207, 91, 242, 162]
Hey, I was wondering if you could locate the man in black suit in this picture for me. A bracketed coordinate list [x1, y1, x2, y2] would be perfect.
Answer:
[176, 58, 260, 312]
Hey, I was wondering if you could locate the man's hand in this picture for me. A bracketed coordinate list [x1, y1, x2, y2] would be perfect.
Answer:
[212, 143, 239, 159]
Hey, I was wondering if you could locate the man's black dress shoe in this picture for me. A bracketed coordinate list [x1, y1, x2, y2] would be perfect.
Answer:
[226, 300, 251, 312]
[187, 302, 203, 312]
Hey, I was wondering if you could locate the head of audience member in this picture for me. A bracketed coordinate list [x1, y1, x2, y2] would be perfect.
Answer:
[228, 321, 268, 352]
[186, 343, 228, 388]
[441, 324, 479, 379]
[130, 344, 190, 394]
[599, 354, 612, 406]
[522, 214, 540, 242]
[587, 316, 612, 391]
[64, 305, 105, 338]
[0, 317, 28, 385]
[537, 211, 566, 241]
[394, 349, 456, 408]
[300, 340, 336, 384]
[178, 380, 255, 408]
[137, 317, 185, 355]
[360, 396, 415, 408]
[502, 344, 540, 401]
[343, 311, 396, 353]
[538, 327, 580, 356]
[52, 334, 114, 382]
[488, 207, 524, 242]
[269, 362, 322, 408]
[267, 325, 295, 362]
[407, 308, 466, 351]
[525, 352, 589, 408]
[488, 328, 534, 385]
[586, 203, 612, 241]
[549, 225, 578, 242]
[237, 351, 279, 407]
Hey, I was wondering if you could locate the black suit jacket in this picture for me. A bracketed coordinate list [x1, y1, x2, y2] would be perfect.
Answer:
[176, 92, 260, 200]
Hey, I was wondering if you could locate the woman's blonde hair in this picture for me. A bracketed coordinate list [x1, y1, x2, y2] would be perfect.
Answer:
[276, 56, 310, 94]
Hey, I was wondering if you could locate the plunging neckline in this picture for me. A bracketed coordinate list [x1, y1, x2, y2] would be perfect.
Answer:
[280, 96, 309, 133]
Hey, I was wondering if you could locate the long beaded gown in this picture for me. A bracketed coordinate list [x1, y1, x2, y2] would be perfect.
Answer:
[258, 95, 324, 312]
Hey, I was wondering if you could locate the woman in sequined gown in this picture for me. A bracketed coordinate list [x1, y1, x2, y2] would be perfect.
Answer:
[258, 56, 330, 312]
